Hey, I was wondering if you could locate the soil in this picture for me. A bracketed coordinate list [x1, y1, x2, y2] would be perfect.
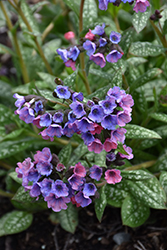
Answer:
[0, 195, 167, 250]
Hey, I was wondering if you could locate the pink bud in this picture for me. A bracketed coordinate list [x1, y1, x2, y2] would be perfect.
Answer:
[64, 31, 75, 40]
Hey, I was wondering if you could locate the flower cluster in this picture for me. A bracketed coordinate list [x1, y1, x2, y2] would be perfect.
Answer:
[57, 24, 123, 70]
[13, 82, 134, 160]
[98, 0, 150, 13]
[16, 147, 122, 211]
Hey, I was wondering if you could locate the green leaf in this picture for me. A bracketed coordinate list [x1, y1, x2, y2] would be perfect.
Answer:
[0, 211, 33, 236]
[0, 129, 25, 142]
[83, 0, 97, 30]
[127, 57, 147, 67]
[140, 138, 159, 150]
[89, 69, 113, 81]
[125, 178, 166, 209]
[94, 150, 107, 167]
[95, 186, 107, 222]
[130, 42, 166, 57]
[0, 43, 16, 56]
[58, 143, 72, 166]
[150, 113, 167, 123]
[87, 85, 110, 100]
[105, 182, 128, 208]
[0, 139, 36, 159]
[159, 171, 167, 198]
[130, 68, 162, 92]
[58, 203, 78, 233]
[121, 195, 150, 227]
[38, 72, 56, 90]
[9, 172, 22, 185]
[64, 66, 78, 89]
[39, 90, 58, 102]
[12, 81, 49, 95]
[119, 28, 134, 58]
[68, 143, 88, 165]
[0, 104, 17, 125]
[111, 70, 122, 88]
[149, 151, 167, 172]
[121, 170, 153, 181]
[125, 124, 161, 139]
[63, 0, 80, 16]
[132, 7, 151, 33]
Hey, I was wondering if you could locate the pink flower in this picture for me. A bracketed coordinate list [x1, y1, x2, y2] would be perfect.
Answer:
[65, 59, 76, 71]
[91, 123, 103, 135]
[85, 29, 95, 41]
[74, 162, 86, 177]
[87, 138, 103, 153]
[105, 169, 122, 184]
[119, 145, 133, 160]
[64, 31, 75, 40]
[103, 138, 117, 152]
[133, 0, 150, 13]
[90, 53, 106, 68]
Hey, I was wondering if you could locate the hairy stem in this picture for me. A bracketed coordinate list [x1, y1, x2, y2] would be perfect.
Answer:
[0, 189, 14, 198]
[124, 160, 156, 170]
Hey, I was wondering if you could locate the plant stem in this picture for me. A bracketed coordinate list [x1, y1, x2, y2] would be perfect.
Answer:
[0, 189, 14, 198]
[124, 160, 156, 170]
[79, 0, 91, 95]
[0, 161, 12, 170]
[0, 1, 30, 83]
[150, 20, 167, 53]
[11, 0, 54, 75]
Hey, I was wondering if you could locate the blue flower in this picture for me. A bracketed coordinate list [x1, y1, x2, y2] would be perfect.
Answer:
[57, 48, 68, 62]
[109, 31, 121, 44]
[99, 96, 117, 114]
[45, 193, 70, 212]
[83, 183, 97, 197]
[91, 23, 105, 35]
[53, 112, 64, 123]
[34, 100, 43, 113]
[54, 85, 71, 99]
[72, 92, 84, 102]
[68, 46, 80, 61]
[39, 178, 53, 197]
[13, 93, 25, 108]
[36, 161, 53, 176]
[76, 117, 94, 133]
[29, 183, 41, 198]
[90, 53, 106, 68]
[70, 101, 86, 118]
[98, 0, 109, 10]
[99, 37, 107, 47]
[52, 180, 69, 197]
[46, 124, 63, 138]
[39, 113, 52, 127]
[81, 132, 95, 146]
[89, 165, 102, 181]
[75, 191, 92, 207]
[88, 105, 104, 123]
[106, 50, 123, 63]
[17, 107, 35, 124]
[101, 114, 118, 130]
[68, 174, 85, 191]
[83, 40, 96, 56]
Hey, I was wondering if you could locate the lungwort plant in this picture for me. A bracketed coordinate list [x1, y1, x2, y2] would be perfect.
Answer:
[0, 0, 167, 235]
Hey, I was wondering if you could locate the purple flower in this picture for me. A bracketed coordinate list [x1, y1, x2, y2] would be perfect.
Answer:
[74, 162, 86, 177]
[39, 113, 52, 127]
[117, 111, 131, 127]
[81, 132, 95, 146]
[76, 117, 94, 133]
[107, 86, 125, 103]
[83, 183, 97, 197]
[54, 85, 71, 99]
[88, 105, 104, 123]
[99, 96, 117, 114]
[89, 165, 102, 181]
[119, 145, 133, 160]
[52, 180, 69, 197]
[16, 157, 34, 178]
[34, 100, 43, 113]
[109, 31, 121, 44]
[133, 0, 150, 13]
[106, 50, 123, 63]
[68, 174, 84, 191]
[13, 93, 25, 108]
[39, 178, 53, 197]
[40, 128, 54, 141]
[90, 53, 106, 68]
[56, 163, 66, 172]
[105, 169, 122, 184]
[68, 111, 76, 123]
[53, 112, 64, 123]
[87, 138, 103, 154]
[34, 147, 52, 164]
[45, 193, 70, 212]
[87, 100, 95, 108]
[110, 128, 127, 144]
[29, 183, 41, 198]
[75, 191, 92, 207]
[101, 114, 118, 130]
[98, 0, 109, 10]
[27, 168, 40, 183]
[99, 37, 107, 47]
[63, 122, 76, 137]
[119, 94, 134, 113]
[83, 40, 96, 56]
[70, 101, 86, 118]
[57, 48, 68, 62]
[91, 23, 105, 35]
[36, 161, 53, 176]
[72, 92, 84, 102]
[17, 107, 35, 123]
[68, 46, 80, 61]
[103, 138, 117, 152]
[46, 124, 63, 138]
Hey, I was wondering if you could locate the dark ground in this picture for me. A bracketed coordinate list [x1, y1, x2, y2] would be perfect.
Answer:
[0, 195, 167, 250]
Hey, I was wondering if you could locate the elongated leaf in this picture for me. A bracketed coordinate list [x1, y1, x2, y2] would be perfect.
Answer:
[125, 124, 161, 139]
[121, 170, 153, 181]
[119, 28, 134, 57]
[0, 211, 33, 236]
[64, 66, 78, 89]
[38, 72, 56, 90]
[58, 203, 78, 233]
[83, 0, 97, 29]
[121, 195, 150, 227]
[58, 143, 72, 166]
[130, 68, 162, 92]
[105, 182, 128, 208]
[150, 113, 167, 123]
[94, 150, 107, 167]
[159, 171, 167, 198]
[132, 7, 150, 33]
[149, 151, 167, 172]
[0, 139, 36, 159]
[112, 70, 122, 88]
[68, 143, 88, 165]
[63, 0, 80, 17]
[130, 42, 166, 57]
[125, 178, 166, 209]
[95, 186, 107, 222]
[89, 69, 113, 81]
[9, 172, 22, 185]
[1, 129, 25, 142]
[0, 104, 17, 125]
[87, 85, 110, 100]
[0, 44, 16, 56]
